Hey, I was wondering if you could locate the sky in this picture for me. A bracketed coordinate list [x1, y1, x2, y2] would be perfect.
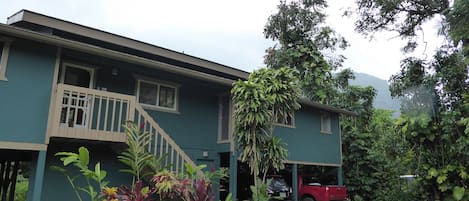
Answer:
[0, 0, 443, 81]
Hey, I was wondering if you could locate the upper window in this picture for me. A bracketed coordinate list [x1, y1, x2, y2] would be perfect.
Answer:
[218, 94, 232, 143]
[0, 42, 3, 57]
[0, 41, 11, 81]
[320, 112, 332, 134]
[274, 111, 295, 127]
[137, 79, 178, 111]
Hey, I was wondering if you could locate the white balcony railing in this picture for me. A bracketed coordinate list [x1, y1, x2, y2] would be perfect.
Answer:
[48, 83, 196, 174]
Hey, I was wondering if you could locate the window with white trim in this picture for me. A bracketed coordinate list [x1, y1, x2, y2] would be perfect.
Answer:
[320, 112, 332, 133]
[218, 94, 232, 143]
[0, 41, 11, 81]
[137, 79, 178, 111]
[0, 42, 3, 58]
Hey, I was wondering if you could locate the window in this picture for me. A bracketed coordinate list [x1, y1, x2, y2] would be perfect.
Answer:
[274, 111, 295, 128]
[320, 112, 332, 134]
[137, 79, 178, 111]
[218, 94, 232, 143]
[0, 41, 12, 81]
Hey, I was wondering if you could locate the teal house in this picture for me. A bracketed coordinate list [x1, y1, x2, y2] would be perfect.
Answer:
[0, 10, 353, 201]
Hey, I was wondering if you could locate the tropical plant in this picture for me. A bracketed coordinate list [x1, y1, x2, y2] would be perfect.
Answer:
[51, 147, 109, 201]
[259, 137, 288, 182]
[118, 122, 166, 185]
[152, 164, 227, 201]
[231, 67, 301, 185]
[250, 179, 271, 201]
[118, 181, 155, 201]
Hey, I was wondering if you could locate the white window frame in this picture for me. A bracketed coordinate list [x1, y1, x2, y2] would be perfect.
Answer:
[320, 112, 332, 134]
[136, 79, 179, 113]
[0, 38, 14, 81]
[273, 111, 295, 128]
[218, 94, 233, 143]
[59, 62, 96, 88]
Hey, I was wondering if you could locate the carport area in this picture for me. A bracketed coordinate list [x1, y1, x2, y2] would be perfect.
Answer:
[232, 161, 343, 201]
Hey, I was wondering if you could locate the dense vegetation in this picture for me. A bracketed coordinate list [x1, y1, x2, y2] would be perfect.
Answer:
[256, 0, 469, 200]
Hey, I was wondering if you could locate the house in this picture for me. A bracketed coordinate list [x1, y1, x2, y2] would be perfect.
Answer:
[0, 10, 353, 201]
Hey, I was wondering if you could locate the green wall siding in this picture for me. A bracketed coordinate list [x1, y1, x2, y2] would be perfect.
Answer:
[66, 51, 229, 167]
[147, 85, 220, 163]
[274, 107, 341, 165]
[0, 40, 56, 144]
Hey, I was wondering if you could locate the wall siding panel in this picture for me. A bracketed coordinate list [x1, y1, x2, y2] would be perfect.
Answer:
[0, 40, 55, 144]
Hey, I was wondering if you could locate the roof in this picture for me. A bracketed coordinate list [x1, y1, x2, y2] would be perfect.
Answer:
[6, 9, 249, 80]
[2, 9, 355, 116]
[300, 100, 357, 116]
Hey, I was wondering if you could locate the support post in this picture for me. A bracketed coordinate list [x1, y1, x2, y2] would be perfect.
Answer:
[338, 166, 343, 185]
[292, 163, 298, 201]
[229, 151, 237, 200]
[27, 150, 47, 201]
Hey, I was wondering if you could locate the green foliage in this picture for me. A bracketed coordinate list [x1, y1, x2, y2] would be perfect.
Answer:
[349, 0, 469, 200]
[264, 0, 348, 103]
[232, 67, 301, 184]
[118, 122, 166, 185]
[152, 163, 227, 201]
[250, 179, 271, 201]
[14, 176, 28, 201]
[259, 136, 288, 181]
[51, 147, 109, 201]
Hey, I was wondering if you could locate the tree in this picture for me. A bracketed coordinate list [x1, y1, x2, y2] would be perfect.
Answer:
[231, 67, 301, 185]
[263, 1, 429, 200]
[264, 0, 348, 103]
[352, 0, 469, 200]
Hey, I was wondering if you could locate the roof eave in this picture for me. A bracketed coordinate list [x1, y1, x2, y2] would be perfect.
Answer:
[300, 99, 357, 116]
[7, 9, 250, 80]
[0, 24, 238, 86]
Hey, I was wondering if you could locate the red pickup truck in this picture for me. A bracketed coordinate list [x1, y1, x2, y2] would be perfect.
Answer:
[298, 175, 347, 201]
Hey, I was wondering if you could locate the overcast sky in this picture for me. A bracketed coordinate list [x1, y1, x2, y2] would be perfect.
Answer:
[0, 0, 442, 81]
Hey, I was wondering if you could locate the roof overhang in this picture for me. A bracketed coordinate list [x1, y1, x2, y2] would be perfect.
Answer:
[7, 10, 249, 80]
[2, 10, 355, 116]
[300, 99, 357, 116]
[0, 24, 237, 86]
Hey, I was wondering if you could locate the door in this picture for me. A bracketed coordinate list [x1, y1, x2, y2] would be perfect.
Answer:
[59, 63, 95, 128]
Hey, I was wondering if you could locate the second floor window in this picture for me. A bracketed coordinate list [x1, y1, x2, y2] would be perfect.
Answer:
[274, 111, 295, 127]
[321, 112, 332, 134]
[0, 41, 11, 81]
[137, 79, 178, 111]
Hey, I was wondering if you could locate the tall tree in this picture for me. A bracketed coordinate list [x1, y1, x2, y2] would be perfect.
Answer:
[231, 67, 301, 185]
[263, 1, 404, 200]
[264, 0, 348, 103]
[352, 0, 469, 200]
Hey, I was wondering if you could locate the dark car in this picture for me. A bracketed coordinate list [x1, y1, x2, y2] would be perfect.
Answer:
[267, 176, 291, 200]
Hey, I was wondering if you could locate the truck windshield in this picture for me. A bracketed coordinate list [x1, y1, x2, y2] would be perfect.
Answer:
[302, 176, 321, 186]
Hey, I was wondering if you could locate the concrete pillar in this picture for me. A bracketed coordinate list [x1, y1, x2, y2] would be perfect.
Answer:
[292, 163, 298, 201]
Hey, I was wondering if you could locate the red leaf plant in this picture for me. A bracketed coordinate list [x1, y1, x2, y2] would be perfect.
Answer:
[119, 180, 155, 201]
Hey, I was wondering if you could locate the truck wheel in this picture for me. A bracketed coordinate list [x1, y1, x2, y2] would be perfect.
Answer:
[302, 197, 315, 201]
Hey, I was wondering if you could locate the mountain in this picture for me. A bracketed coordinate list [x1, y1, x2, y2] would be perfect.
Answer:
[349, 72, 401, 116]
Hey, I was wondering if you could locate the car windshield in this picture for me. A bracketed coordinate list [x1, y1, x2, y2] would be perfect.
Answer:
[268, 177, 289, 191]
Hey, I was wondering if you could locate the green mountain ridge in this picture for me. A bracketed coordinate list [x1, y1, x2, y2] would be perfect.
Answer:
[349, 72, 401, 116]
